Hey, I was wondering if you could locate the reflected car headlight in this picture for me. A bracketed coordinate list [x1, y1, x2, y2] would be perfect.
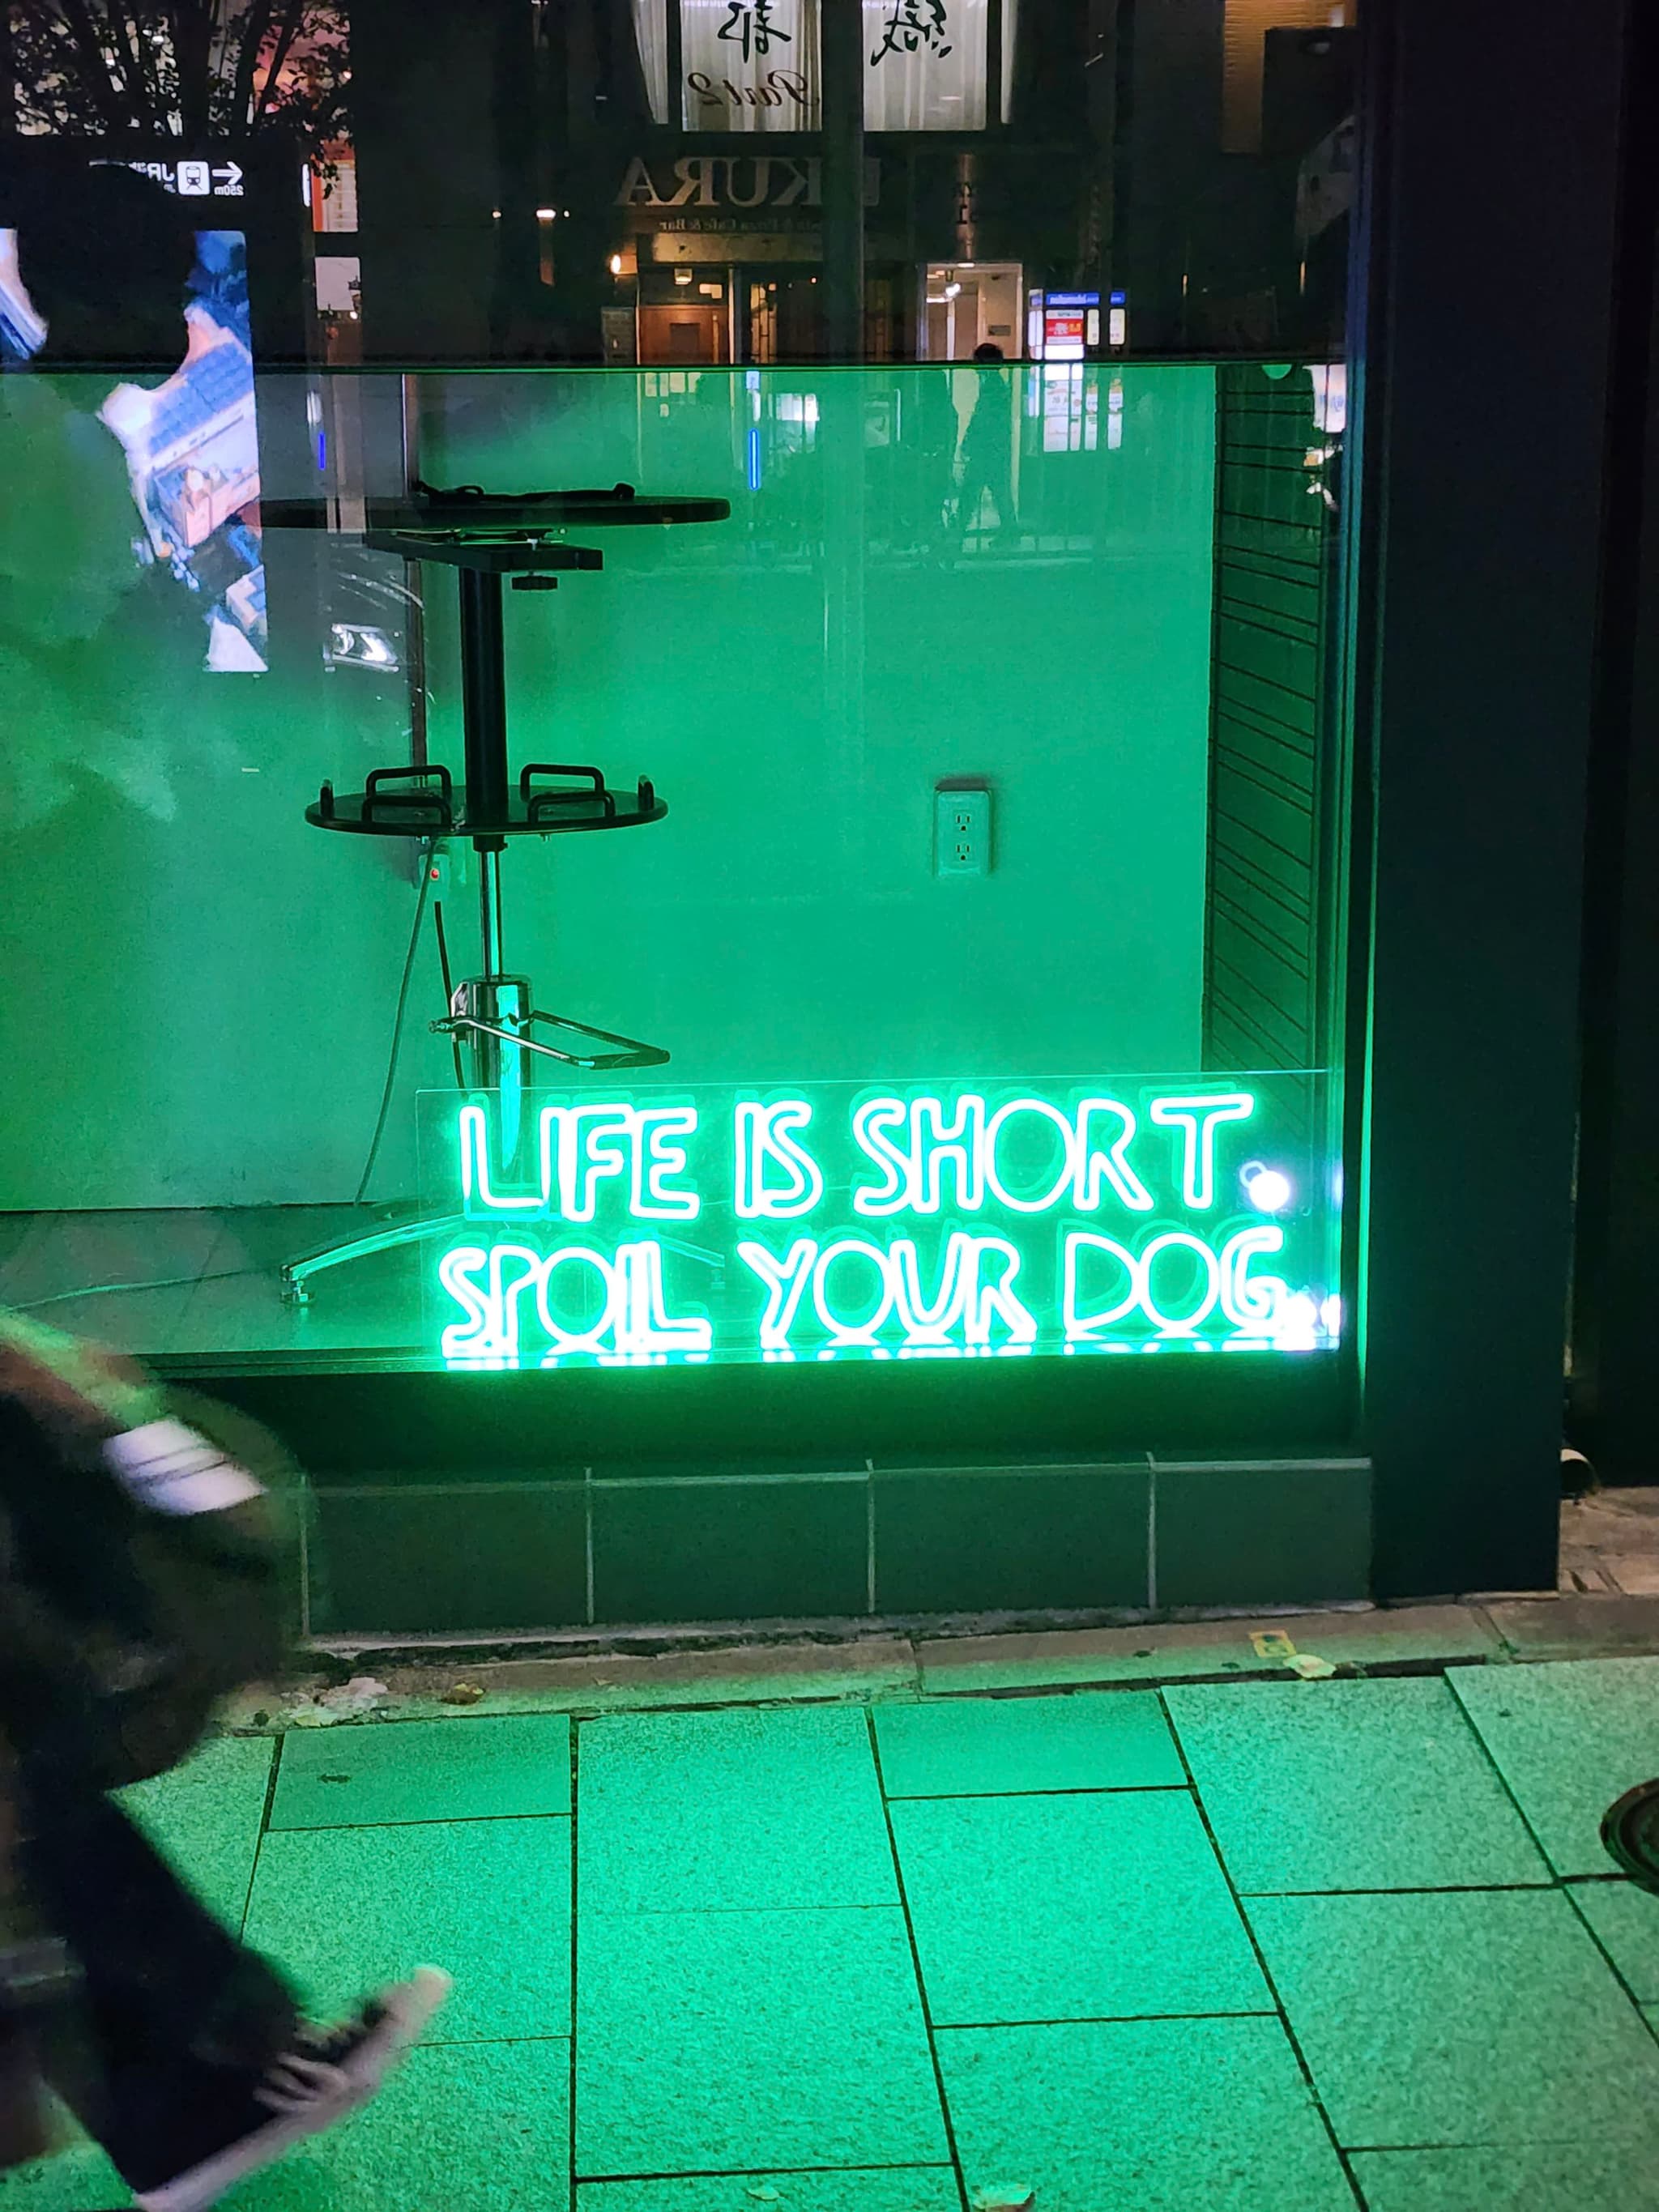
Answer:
[326, 622, 400, 671]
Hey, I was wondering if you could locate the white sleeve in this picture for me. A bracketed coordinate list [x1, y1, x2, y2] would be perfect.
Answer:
[102, 1419, 267, 1519]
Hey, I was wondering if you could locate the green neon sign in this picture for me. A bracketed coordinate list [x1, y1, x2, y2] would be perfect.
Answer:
[420, 1078, 1339, 1369]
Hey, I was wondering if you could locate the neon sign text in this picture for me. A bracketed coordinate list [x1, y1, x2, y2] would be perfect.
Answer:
[426, 1078, 1337, 1367]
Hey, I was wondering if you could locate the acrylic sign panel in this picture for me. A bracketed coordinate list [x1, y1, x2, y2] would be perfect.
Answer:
[418, 1076, 1339, 1370]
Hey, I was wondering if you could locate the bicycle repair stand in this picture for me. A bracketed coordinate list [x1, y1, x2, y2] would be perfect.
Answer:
[277, 484, 730, 1306]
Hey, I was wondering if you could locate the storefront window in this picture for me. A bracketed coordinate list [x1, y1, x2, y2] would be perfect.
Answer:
[0, 2, 1361, 1393]
[0, 352, 1350, 1373]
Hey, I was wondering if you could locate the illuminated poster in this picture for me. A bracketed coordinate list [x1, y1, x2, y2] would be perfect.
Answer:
[680, 0, 821, 130]
[420, 1076, 1340, 1369]
[864, 0, 987, 130]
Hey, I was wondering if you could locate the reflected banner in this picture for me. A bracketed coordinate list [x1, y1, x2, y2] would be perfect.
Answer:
[419, 1076, 1340, 1369]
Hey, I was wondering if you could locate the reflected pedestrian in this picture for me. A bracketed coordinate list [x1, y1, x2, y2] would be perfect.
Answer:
[957, 340, 1017, 545]
[907, 364, 960, 556]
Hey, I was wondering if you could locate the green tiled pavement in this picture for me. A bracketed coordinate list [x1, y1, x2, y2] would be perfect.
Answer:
[937, 2017, 1354, 2212]
[1449, 1656, 1659, 1874]
[245, 1818, 572, 2042]
[1351, 2142, 1659, 2212]
[271, 1714, 572, 1828]
[576, 1905, 948, 2179]
[237, 2041, 570, 2211]
[23, 1663, 1659, 2212]
[119, 1733, 275, 1929]
[1571, 1877, 1659, 1998]
[578, 1706, 896, 1912]
[875, 1688, 1183, 1796]
[574, 2172, 960, 2211]
[1249, 1887, 1659, 2147]
[1164, 1677, 1550, 1892]
[0, 2127, 123, 2212]
[0, 2051, 573, 2212]
[891, 1790, 1269, 2025]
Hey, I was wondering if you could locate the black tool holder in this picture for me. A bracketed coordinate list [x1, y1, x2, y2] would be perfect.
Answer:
[273, 483, 730, 1305]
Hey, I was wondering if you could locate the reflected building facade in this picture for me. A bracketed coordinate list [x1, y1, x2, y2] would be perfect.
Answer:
[344, 0, 1354, 368]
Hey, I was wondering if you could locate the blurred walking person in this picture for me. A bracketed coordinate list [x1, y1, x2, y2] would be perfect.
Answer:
[0, 1314, 447, 2210]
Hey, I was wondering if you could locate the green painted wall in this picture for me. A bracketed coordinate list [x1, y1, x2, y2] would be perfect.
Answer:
[0, 364, 1215, 1209]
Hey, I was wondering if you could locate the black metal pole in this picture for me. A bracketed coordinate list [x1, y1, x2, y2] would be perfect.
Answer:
[821, 0, 865, 361]
[458, 567, 510, 830]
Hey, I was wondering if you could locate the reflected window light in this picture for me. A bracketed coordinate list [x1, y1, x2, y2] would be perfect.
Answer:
[325, 623, 399, 672]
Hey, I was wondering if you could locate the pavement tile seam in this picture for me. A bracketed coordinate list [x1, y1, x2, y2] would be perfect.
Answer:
[889, 1783, 1190, 1801]
[1148, 1684, 1360, 2185]
[1234, 1880, 1559, 1898]
[932, 2007, 1282, 2030]
[274, 1810, 576, 1831]
[575, 2163, 959, 2184]
[861, 1707, 974, 2208]
[1564, 1884, 1659, 2020]
[582, 1900, 915, 1920]
[238, 1736, 288, 1940]
[1439, 1666, 1567, 1872]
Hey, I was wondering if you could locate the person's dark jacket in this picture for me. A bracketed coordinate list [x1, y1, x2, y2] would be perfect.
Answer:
[0, 1389, 297, 1794]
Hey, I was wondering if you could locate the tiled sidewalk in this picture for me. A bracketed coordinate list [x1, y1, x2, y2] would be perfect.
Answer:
[10, 1654, 1659, 2210]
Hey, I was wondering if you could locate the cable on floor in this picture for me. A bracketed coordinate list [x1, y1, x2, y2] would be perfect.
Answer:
[354, 846, 434, 1206]
[11, 1266, 266, 1311]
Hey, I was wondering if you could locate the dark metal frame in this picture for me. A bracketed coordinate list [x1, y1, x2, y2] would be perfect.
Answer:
[1353, 0, 1632, 1594]
[1567, 0, 1659, 1483]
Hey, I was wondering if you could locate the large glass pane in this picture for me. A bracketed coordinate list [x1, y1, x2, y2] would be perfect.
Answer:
[0, 356, 1348, 1370]
[0, 0, 1361, 1386]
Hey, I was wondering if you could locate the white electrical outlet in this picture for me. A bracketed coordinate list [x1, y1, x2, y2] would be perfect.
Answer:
[936, 785, 992, 876]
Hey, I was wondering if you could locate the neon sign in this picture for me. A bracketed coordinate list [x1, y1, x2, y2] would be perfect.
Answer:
[421, 1078, 1339, 1369]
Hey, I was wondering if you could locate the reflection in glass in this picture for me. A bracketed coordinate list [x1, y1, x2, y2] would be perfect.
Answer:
[0, 364, 1349, 1370]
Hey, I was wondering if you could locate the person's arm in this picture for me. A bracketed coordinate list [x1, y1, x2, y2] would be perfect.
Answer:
[0, 1317, 292, 1784]
[0, 1314, 263, 1514]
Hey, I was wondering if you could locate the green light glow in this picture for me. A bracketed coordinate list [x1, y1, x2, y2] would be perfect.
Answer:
[735, 1099, 826, 1218]
[1147, 1093, 1256, 1211]
[424, 1079, 1335, 1368]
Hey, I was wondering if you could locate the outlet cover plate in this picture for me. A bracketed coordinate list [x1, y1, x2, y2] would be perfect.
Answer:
[936, 784, 992, 876]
